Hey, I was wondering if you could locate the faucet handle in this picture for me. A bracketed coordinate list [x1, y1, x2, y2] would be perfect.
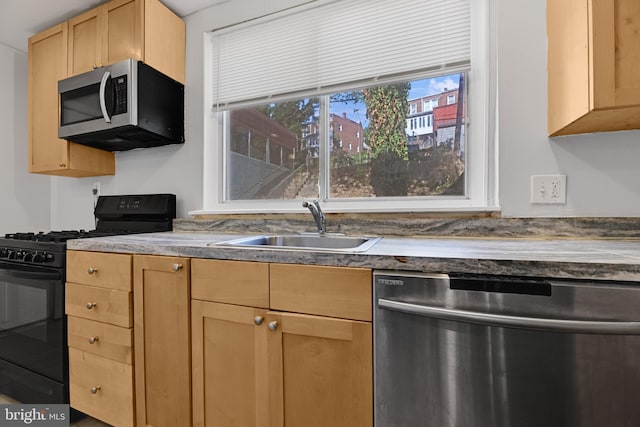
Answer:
[302, 200, 327, 234]
[302, 199, 322, 211]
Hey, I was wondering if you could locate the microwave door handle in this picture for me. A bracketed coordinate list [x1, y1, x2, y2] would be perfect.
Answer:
[99, 71, 112, 123]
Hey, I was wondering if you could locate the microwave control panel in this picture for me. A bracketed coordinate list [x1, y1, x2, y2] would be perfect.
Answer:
[113, 75, 128, 115]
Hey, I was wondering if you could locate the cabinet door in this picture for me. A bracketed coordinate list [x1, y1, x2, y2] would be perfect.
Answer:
[191, 300, 269, 427]
[102, 0, 143, 67]
[591, 0, 640, 109]
[28, 24, 69, 173]
[68, 8, 101, 76]
[134, 255, 191, 427]
[28, 24, 115, 177]
[267, 312, 373, 427]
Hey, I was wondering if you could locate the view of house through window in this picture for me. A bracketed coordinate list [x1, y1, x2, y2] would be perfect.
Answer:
[224, 73, 466, 201]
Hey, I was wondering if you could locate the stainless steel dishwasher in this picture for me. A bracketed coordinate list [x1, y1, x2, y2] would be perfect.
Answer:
[374, 271, 640, 427]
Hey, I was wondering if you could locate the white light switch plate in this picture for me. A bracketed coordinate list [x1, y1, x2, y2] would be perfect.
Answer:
[531, 175, 566, 204]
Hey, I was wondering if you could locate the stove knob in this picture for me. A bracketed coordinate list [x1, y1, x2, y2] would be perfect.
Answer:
[33, 252, 44, 263]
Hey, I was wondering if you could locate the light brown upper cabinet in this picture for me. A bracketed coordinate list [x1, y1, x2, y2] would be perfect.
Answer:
[548, 0, 640, 136]
[28, 23, 115, 177]
[68, 0, 185, 83]
[28, 0, 185, 177]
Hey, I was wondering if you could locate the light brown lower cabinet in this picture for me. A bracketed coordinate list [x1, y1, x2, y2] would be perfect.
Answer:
[191, 260, 373, 427]
[66, 250, 135, 427]
[67, 254, 372, 427]
[68, 348, 135, 426]
[134, 255, 192, 427]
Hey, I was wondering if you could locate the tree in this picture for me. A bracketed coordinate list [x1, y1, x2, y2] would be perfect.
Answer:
[256, 99, 317, 137]
[362, 83, 410, 196]
[362, 83, 410, 160]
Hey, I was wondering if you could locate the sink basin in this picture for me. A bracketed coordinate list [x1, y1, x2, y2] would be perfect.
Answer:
[216, 234, 382, 252]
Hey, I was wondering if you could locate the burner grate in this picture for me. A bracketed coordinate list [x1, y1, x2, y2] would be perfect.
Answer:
[3, 230, 141, 243]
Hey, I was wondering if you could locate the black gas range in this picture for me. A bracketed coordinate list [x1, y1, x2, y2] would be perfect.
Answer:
[0, 194, 175, 406]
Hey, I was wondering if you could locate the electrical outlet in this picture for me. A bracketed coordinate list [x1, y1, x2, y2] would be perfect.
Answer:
[92, 181, 100, 196]
[531, 175, 566, 204]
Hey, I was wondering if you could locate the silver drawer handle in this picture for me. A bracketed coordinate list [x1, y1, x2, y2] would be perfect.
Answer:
[90, 386, 101, 394]
[89, 336, 99, 344]
[378, 298, 640, 335]
[87, 267, 98, 275]
[172, 263, 183, 272]
[268, 321, 278, 331]
[254, 316, 264, 326]
[86, 302, 97, 310]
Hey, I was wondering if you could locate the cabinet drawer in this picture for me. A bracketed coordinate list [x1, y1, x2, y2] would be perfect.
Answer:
[67, 251, 132, 291]
[192, 259, 269, 308]
[66, 283, 133, 327]
[69, 348, 134, 427]
[270, 264, 372, 321]
[67, 316, 133, 364]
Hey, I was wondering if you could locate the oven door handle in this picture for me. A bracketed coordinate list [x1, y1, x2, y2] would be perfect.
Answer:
[377, 298, 640, 335]
[0, 268, 61, 281]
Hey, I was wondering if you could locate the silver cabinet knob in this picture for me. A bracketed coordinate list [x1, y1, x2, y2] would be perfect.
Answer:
[86, 302, 97, 310]
[87, 267, 98, 275]
[254, 316, 264, 326]
[172, 263, 183, 272]
[90, 386, 101, 394]
[89, 336, 99, 344]
[268, 321, 278, 331]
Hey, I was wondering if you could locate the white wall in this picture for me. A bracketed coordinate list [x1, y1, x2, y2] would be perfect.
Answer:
[46, 0, 640, 228]
[498, 0, 640, 217]
[0, 43, 50, 234]
[49, 0, 315, 230]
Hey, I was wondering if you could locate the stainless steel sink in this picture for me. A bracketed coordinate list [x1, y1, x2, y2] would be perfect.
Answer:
[216, 234, 382, 252]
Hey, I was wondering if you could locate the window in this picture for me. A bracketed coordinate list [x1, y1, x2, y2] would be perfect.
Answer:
[203, 0, 495, 213]
[447, 94, 456, 105]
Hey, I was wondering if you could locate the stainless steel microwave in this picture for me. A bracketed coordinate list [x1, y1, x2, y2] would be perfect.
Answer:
[58, 59, 184, 151]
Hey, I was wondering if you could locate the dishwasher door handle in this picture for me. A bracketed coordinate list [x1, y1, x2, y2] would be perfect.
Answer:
[377, 298, 640, 335]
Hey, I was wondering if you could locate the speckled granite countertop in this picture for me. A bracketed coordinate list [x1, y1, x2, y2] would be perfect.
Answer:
[66, 231, 640, 282]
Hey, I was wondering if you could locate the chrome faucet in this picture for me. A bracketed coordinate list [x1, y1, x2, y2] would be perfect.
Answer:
[302, 200, 326, 234]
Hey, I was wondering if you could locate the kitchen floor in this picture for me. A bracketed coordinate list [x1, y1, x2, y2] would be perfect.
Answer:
[0, 395, 111, 426]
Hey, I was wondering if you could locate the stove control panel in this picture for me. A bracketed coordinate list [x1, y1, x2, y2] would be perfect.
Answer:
[0, 248, 55, 264]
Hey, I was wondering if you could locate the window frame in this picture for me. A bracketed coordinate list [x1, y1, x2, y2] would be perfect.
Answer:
[198, 0, 498, 215]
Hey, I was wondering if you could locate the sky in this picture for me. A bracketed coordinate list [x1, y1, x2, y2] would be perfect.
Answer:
[330, 73, 461, 128]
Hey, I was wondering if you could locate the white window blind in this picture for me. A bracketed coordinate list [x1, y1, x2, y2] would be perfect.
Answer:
[211, 0, 471, 108]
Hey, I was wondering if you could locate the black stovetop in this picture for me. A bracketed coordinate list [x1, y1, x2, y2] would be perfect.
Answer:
[4, 230, 130, 243]
[0, 194, 176, 268]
